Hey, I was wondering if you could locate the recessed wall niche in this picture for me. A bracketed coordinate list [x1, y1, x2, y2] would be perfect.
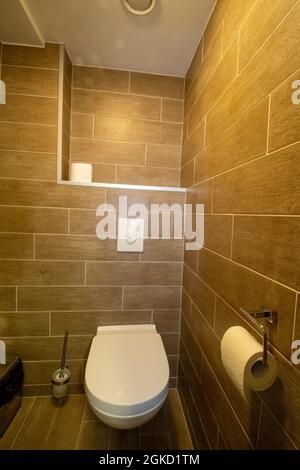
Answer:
[57, 45, 184, 188]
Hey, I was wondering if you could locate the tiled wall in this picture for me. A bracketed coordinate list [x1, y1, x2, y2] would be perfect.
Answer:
[0, 43, 184, 395]
[179, 0, 300, 450]
[61, 48, 72, 180]
[70, 66, 184, 187]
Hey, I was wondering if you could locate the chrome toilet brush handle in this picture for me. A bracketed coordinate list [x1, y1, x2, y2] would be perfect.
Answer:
[52, 331, 71, 399]
[59, 331, 68, 378]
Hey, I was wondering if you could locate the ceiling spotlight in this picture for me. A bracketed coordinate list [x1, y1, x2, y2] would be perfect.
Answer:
[121, 0, 156, 16]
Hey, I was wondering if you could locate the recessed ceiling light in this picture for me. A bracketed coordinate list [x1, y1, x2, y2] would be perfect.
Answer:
[121, 0, 156, 16]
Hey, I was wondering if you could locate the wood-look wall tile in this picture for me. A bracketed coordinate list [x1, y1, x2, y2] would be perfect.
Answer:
[2, 336, 93, 361]
[180, 320, 203, 381]
[94, 116, 182, 146]
[89, 163, 114, 183]
[0, 122, 57, 153]
[123, 286, 181, 310]
[184, 249, 198, 275]
[71, 137, 145, 165]
[22, 383, 84, 396]
[206, 3, 300, 144]
[35, 235, 139, 261]
[185, 38, 203, 93]
[69, 209, 98, 235]
[185, 27, 222, 114]
[180, 159, 194, 188]
[73, 66, 129, 92]
[201, 359, 253, 450]
[161, 333, 179, 355]
[0, 287, 16, 311]
[178, 364, 210, 450]
[197, 248, 296, 358]
[2, 66, 58, 97]
[239, 0, 297, 71]
[222, 0, 254, 53]
[195, 98, 268, 183]
[86, 261, 182, 286]
[257, 404, 297, 450]
[0, 179, 105, 209]
[165, 389, 193, 449]
[153, 310, 180, 333]
[17, 286, 122, 311]
[71, 113, 94, 138]
[269, 70, 300, 152]
[0, 150, 57, 180]
[142, 239, 183, 262]
[3, 43, 59, 68]
[260, 349, 300, 448]
[106, 188, 185, 210]
[130, 72, 184, 99]
[188, 39, 238, 136]
[202, 1, 227, 56]
[0, 312, 49, 337]
[294, 301, 300, 344]
[0, 94, 58, 125]
[0, 260, 85, 286]
[181, 287, 192, 322]
[183, 264, 215, 326]
[184, 308, 261, 446]
[146, 144, 181, 168]
[116, 165, 180, 187]
[0, 233, 33, 259]
[0, 206, 68, 234]
[204, 215, 233, 258]
[23, 360, 82, 385]
[180, 340, 218, 449]
[233, 216, 300, 291]
[51, 310, 152, 336]
[213, 143, 300, 215]
[186, 180, 213, 213]
[182, 121, 205, 167]
[162, 99, 184, 123]
[72, 89, 161, 120]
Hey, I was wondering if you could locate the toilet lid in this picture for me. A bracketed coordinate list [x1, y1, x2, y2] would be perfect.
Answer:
[85, 332, 169, 416]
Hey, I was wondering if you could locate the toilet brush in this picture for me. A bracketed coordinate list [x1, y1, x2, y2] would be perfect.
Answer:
[52, 331, 71, 399]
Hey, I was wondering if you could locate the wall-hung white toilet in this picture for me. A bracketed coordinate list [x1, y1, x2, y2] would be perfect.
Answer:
[84, 325, 170, 430]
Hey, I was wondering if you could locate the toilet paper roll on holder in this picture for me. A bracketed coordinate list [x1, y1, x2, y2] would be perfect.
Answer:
[240, 308, 277, 365]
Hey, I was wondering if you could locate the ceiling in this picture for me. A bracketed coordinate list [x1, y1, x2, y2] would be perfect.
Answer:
[0, 0, 216, 76]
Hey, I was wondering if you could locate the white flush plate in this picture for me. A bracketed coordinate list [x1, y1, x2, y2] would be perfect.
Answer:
[117, 218, 144, 252]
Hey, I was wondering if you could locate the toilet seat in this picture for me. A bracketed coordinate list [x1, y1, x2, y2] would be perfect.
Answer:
[85, 325, 169, 418]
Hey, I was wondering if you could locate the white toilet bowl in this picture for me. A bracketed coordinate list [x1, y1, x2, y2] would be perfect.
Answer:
[84, 324, 170, 430]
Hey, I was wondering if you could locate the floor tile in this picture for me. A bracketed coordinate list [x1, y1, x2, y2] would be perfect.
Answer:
[77, 421, 109, 450]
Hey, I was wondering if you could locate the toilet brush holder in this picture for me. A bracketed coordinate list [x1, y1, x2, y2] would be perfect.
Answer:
[52, 367, 71, 399]
[52, 331, 70, 399]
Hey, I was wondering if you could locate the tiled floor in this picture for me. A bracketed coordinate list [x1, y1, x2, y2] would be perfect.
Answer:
[0, 389, 192, 450]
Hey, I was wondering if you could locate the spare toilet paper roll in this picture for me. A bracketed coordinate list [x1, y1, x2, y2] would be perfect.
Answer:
[221, 326, 278, 395]
[70, 163, 93, 183]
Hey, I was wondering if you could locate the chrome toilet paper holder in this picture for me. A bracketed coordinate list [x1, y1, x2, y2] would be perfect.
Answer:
[240, 308, 277, 365]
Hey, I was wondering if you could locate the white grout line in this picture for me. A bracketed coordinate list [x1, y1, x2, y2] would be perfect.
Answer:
[255, 400, 263, 449]
[10, 396, 37, 449]
[292, 294, 298, 342]
[266, 94, 272, 155]
[230, 215, 235, 259]
[75, 399, 87, 450]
